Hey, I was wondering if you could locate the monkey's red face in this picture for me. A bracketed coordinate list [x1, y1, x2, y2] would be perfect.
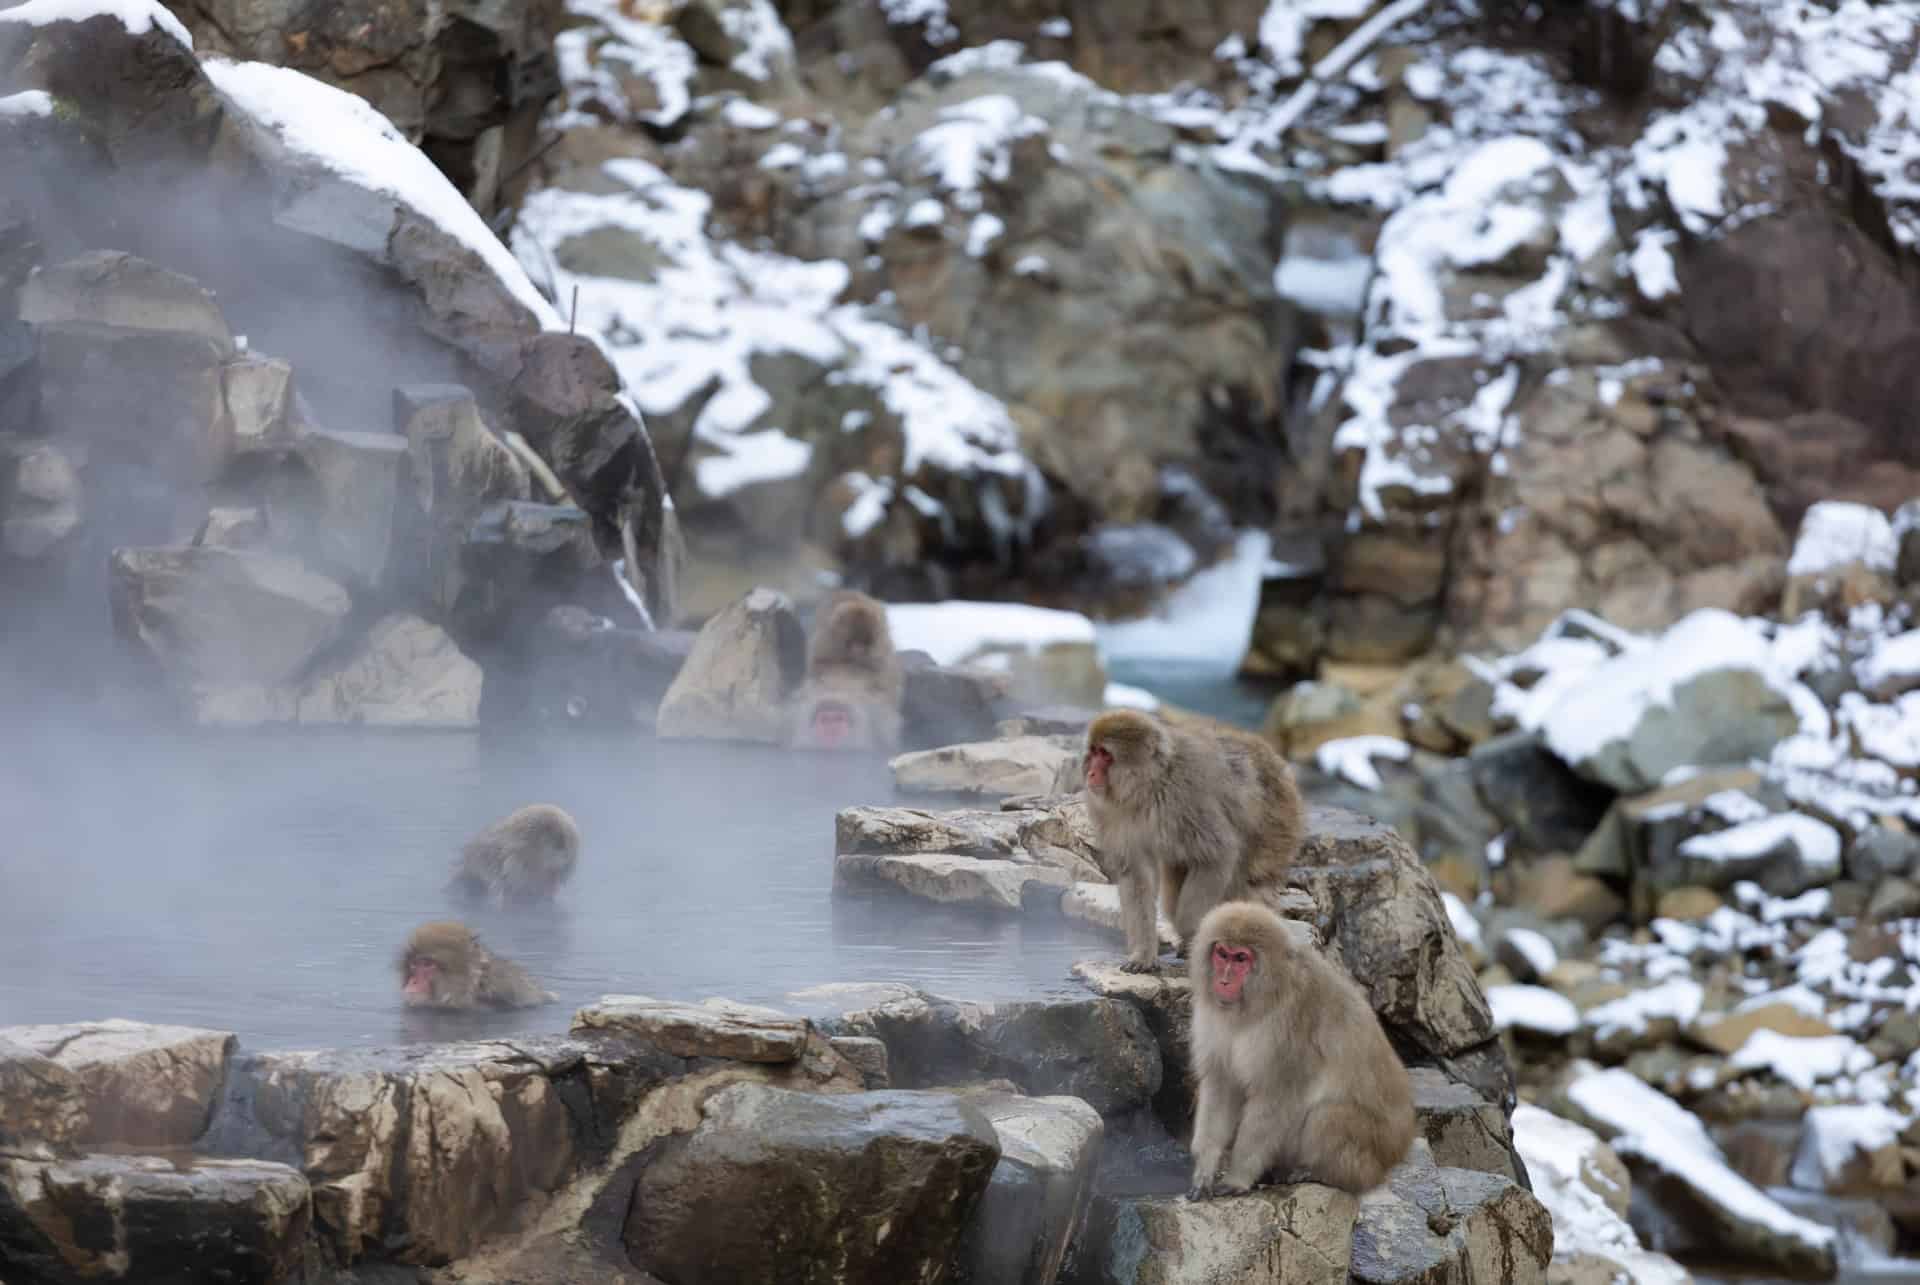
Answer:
[811, 701, 855, 748]
[1084, 745, 1113, 793]
[402, 956, 441, 1004]
[1211, 942, 1254, 1004]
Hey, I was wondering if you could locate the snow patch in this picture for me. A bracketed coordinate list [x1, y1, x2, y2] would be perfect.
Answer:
[1730, 1030, 1877, 1093]
[1789, 1103, 1909, 1191]
[1677, 813, 1842, 877]
[887, 601, 1096, 669]
[1488, 985, 1578, 1036]
[1313, 735, 1412, 791]
[1788, 501, 1897, 577]
[0, 0, 190, 46]
[1091, 531, 1271, 679]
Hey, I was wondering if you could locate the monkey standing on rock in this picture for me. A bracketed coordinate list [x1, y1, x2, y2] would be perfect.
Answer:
[445, 803, 580, 908]
[785, 589, 905, 752]
[1082, 709, 1304, 972]
[398, 921, 557, 1010]
[1186, 901, 1415, 1197]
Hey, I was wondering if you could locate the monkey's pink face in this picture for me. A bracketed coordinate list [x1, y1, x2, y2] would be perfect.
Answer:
[1084, 745, 1113, 793]
[811, 701, 855, 748]
[1210, 942, 1254, 1004]
[402, 956, 440, 1005]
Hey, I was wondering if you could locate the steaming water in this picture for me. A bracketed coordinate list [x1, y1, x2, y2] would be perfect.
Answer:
[0, 727, 1120, 1051]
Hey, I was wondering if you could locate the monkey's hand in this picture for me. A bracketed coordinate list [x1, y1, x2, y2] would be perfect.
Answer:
[1185, 1179, 1217, 1201]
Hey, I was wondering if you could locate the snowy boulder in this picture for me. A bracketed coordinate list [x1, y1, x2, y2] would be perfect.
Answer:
[1789, 1103, 1910, 1196]
[1782, 500, 1897, 618]
[1854, 627, 1920, 701]
[1512, 1104, 1690, 1285]
[1665, 810, 1844, 897]
[1554, 1064, 1838, 1277]
[1537, 609, 1803, 792]
[889, 734, 1082, 799]
[656, 586, 806, 744]
[1486, 985, 1579, 1038]
[1072, 1183, 1359, 1285]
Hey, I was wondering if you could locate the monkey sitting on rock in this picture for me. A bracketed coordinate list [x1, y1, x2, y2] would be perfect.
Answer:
[1186, 901, 1415, 1197]
[1082, 709, 1304, 972]
[445, 803, 580, 908]
[785, 589, 905, 752]
[398, 921, 557, 1010]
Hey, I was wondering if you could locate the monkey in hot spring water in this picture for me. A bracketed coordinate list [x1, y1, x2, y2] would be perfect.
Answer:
[444, 803, 580, 908]
[785, 589, 905, 752]
[398, 921, 556, 1010]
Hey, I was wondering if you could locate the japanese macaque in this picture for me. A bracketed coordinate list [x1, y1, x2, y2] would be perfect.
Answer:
[1186, 901, 1415, 1198]
[446, 803, 580, 907]
[785, 590, 905, 752]
[398, 920, 557, 1010]
[1082, 709, 1303, 972]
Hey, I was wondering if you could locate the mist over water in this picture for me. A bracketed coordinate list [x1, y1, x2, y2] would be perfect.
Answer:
[0, 724, 1120, 1050]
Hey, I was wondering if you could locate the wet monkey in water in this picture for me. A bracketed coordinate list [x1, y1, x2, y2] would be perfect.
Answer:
[1081, 709, 1304, 971]
[398, 921, 557, 1010]
[1186, 901, 1415, 1197]
[445, 803, 580, 908]
[785, 589, 905, 751]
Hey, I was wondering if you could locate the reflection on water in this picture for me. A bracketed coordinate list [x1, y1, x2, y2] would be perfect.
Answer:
[0, 726, 1116, 1050]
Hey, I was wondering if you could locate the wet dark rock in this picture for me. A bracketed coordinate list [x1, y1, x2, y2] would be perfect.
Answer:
[525, 605, 689, 727]
[956, 1091, 1103, 1285]
[901, 653, 1010, 748]
[625, 1084, 1000, 1284]
[1468, 730, 1614, 856]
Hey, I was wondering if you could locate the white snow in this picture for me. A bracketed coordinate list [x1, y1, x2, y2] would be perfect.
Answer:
[1857, 629, 1920, 695]
[692, 429, 813, 496]
[204, 59, 562, 331]
[1677, 812, 1842, 878]
[711, 0, 794, 83]
[1488, 985, 1578, 1036]
[1312, 735, 1412, 791]
[1788, 501, 1898, 577]
[1567, 1067, 1837, 1255]
[551, 0, 695, 130]
[1256, 0, 1372, 76]
[1583, 977, 1703, 1041]
[1730, 1030, 1877, 1093]
[1504, 927, 1559, 979]
[966, 213, 1005, 257]
[0, 0, 190, 46]
[723, 98, 781, 130]
[1441, 891, 1482, 949]
[882, 0, 956, 45]
[1036, 17, 1070, 38]
[1091, 530, 1270, 679]
[1789, 1103, 1909, 1192]
[902, 198, 946, 229]
[1512, 1105, 1690, 1285]
[1629, 228, 1679, 299]
[913, 94, 1046, 195]
[1840, 692, 1920, 770]
[886, 601, 1096, 669]
[1102, 682, 1159, 711]
[0, 90, 52, 118]
[757, 142, 806, 170]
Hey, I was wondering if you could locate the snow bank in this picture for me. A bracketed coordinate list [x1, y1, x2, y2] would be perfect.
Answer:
[1786, 501, 1897, 577]
[1512, 1105, 1690, 1285]
[1583, 977, 1703, 1041]
[0, 0, 190, 47]
[887, 601, 1096, 669]
[1677, 812, 1842, 877]
[1488, 985, 1578, 1036]
[1857, 629, 1920, 694]
[1312, 735, 1411, 791]
[1091, 530, 1271, 678]
[1730, 1030, 1876, 1093]
[1789, 1103, 1909, 1191]
[203, 58, 562, 331]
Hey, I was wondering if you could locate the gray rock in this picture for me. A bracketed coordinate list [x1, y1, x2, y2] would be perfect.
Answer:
[1847, 824, 1920, 883]
[278, 427, 406, 589]
[891, 734, 1084, 798]
[1069, 1182, 1359, 1284]
[19, 250, 233, 354]
[903, 656, 1010, 748]
[194, 506, 269, 551]
[0, 1018, 234, 1148]
[1, 440, 81, 558]
[836, 803, 1028, 858]
[815, 989, 1162, 1117]
[834, 851, 1072, 913]
[1574, 766, 1769, 880]
[574, 995, 811, 1061]
[1408, 1067, 1529, 1187]
[1656, 809, 1844, 897]
[957, 1092, 1103, 1285]
[1555, 666, 1802, 794]
[1349, 1140, 1553, 1285]
[0, 1153, 310, 1285]
[1468, 730, 1614, 855]
[222, 354, 296, 455]
[526, 607, 689, 727]
[656, 585, 806, 743]
[625, 1085, 999, 1283]
[293, 613, 483, 729]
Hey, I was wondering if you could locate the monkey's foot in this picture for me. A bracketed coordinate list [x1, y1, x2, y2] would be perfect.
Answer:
[1184, 1181, 1217, 1201]
[1119, 958, 1159, 974]
[1215, 1177, 1254, 1197]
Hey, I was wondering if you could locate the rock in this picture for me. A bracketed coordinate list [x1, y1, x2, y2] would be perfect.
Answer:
[902, 657, 1011, 748]
[292, 613, 482, 728]
[0, 1153, 310, 1284]
[0, 1036, 85, 1147]
[1781, 500, 1897, 618]
[1264, 678, 1400, 758]
[1508, 855, 1626, 934]
[831, 1036, 890, 1088]
[836, 804, 1027, 858]
[1070, 1182, 1359, 1285]
[813, 989, 1162, 1117]
[1059, 883, 1179, 955]
[956, 1092, 1103, 1285]
[1469, 731, 1615, 855]
[656, 586, 806, 743]
[1847, 824, 1920, 884]
[1069, 962, 1194, 1128]
[1790, 1103, 1908, 1196]
[1, 1019, 234, 1147]
[1574, 765, 1767, 880]
[1654, 886, 1723, 920]
[1511, 1104, 1690, 1285]
[1017, 797, 1109, 883]
[835, 851, 1072, 913]
[19, 250, 233, 353]
[625, 1085, 999, 1283]
[891, 735, 1082, 799]
[1348, 1140, 1553, 1285]
[1409, 1067, 1527, 1186]
[674, 0, 799, 90]
[1554, 1063, 1838, 1277]
[195, 505, 269, 550]
[108, 547, 351, 689]
[1686, 1002, 1837, 1057]
[274, 428, 406, 589]
[222, 354, 296, 455]
[526, 607, 690, 727]
[1, 440, 81, 558]
[1290, 807, 1498, 1058]
[1537, 610, 1802, 793]
[1662, 811, 1844, 897]
[1581, 977, 1705, 1061]
[573, 995, 812, 1062]
[1867, 875, 1920, 922]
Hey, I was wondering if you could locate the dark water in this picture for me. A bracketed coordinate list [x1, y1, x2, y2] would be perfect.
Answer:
[0, 726, 1119, 1052]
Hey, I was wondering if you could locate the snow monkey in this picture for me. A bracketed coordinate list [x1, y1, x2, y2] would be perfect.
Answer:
[1186, 901, 1415, 1198]
[398, 921, 557, 1010]
[1082, 709, 1304, 971]
[446, 803, 581, 908]
[785, 589, 905, 752]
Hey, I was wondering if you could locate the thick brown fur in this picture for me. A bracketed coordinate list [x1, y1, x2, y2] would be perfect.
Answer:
[446, 804, 581, 907]
[1082, 708, 1304, 971]
[397, 920, 557, 1010]
[785, 590, 905, 751]
[1186, 901, 1415, 1197]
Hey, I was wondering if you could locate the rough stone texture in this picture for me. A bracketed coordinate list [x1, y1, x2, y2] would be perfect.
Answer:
[293, 612, 483, 728]
[573, 995, 812, 1062]
[956, 1092, 1103, 1285]
[1557, 667, 1802, 795]
[1409, 1067, 1529, 1188]
[835, 851, 1072, 912]
[108, 547, 351, 688]
[19, 250, 233, 353]
[891, 734, 1084, 799]
[625, 1084, 1000, 1284]
[1290, 807, 1499, 1059]
[0, 440, 81, 559]
[1069, 1182, 1359, 1285]
[1468, 731, 1614, 857]
[836, 804, 1028, 859]
[815, 989, 1162, 1117]
[276, 427, 406, 590]
[2, 1019, 234, 1149]
[223, 354, 296, 456]
[655, 585, 806, 743]
[1573, 766, 1767, 881]
[1846, 824, 1920, 884]
[1349, 1141, 1553, 1285]
[0, 1037, 85, 1148]
[0, 1153, 311, 1285]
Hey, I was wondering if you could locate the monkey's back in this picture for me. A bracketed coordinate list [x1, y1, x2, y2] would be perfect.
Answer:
[1214, 728, 1305, 886]
[477, 949, 556, 1009]
[1291, 944, 1415, 1151]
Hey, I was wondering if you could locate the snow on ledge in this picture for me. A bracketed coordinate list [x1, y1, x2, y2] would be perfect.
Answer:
[1677, 812, 1841, 877]
[887, 601, 1096, 669]
[1512, 1104, 1690, 1284]
[1488, 985, 1578, 1036]
[1787, 500, 1897, 577]
[0, 0, 191, 47]
[201, 58, 563, 332]
[1313, 734, 1412, 791]
[1729, 1029, 1875, 1093]
[1789, 1103, 1909, 1192]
